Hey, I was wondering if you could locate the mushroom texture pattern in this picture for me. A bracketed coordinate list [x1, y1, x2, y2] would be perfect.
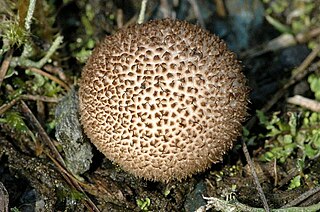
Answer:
[79, 19, 249, 182]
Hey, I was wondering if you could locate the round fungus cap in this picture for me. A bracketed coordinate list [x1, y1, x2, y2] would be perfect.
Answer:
[79, 19, 249, 182]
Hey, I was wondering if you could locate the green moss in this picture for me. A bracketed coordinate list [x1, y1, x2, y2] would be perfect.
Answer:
[137, 197, 151, 211]
[264, 0, 319, 42]
[0, 19, 29, 48]
[288, 175, 301, 190]
[308, 74, 320, 101]
[0, 111, 28, 134]
[258, 111, 320, 164]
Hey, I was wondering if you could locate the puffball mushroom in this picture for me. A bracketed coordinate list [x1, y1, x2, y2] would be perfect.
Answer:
[79, 19, 248, 182]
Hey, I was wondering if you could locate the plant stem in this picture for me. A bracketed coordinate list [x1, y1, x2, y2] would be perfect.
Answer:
[138, 0, 148, 24]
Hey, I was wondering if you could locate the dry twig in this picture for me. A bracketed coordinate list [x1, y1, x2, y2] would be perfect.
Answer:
[244, 50, 320, 205]
[241, 27, 320, 58]
[45, 153, 101, 212]
[188, 0, 205, 27]
[287, 95, 320, 112]
[300, 189, 320, 207]
[0, 49, 13, 87]
[242, 140, 270, 212]
[0, 182, 9, 212]
[18, 101, 100, 211]
[262, 45, 320, 113]
[28, 67, 70, 91]
[196, 196, 320, 212]
[0, 95, 60, 115]
[214, 0, 227, 17]
[281, 186, 320, 208]
[116, 8, 124, 28]
[159, 0, 172, 18]
[43, 65, 67, 81]
[296, 27, 320, 44]
[138, 0, 148, 24]
[246, 56, 320, 130]
[19, 100, 65, 166]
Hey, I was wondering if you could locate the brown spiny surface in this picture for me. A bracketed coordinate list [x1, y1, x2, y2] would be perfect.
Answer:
[79, 19, 248, 182]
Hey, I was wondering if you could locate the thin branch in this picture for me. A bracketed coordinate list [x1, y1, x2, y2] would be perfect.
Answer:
[36, 35, 64, 68]
[11, 35, 64, 69]
[19, 100, 66, 167]
[242, 140, 270, 212]
[21, 0, 36, 59]
[116, 9, 124, 28]
[22, 94, 60, 103]
[296, 27, 320, 44]
[43, 65, 67, 81]
[240, 34, 296, 58]
[28, 67, 70, 91]
[292, 44, 320, 76]
[160, 0, 172, 18]
[300, 189, 320, 207]
[138, 0, 148, 24]
[0, 181, 9, 212]
[0, 95, 60, 116]
[24, 0, 36, 32]
[287, 95, 320, 112]
[0, 49, 13, 87]
[274, 159, 278, 187]
[275, 160, 320, 199]
[196, 196, 320, 212]
[45, 153, 101, 212]
[241, 28, 320, 59]
[0, 97, 20, 115]
[17, 100, 99, 210]
[188, 0, 205, 27]
[262, 45, 320, 113]
[214, 0, 227, 17]
[246, 59, 320, 130]
[281, 186, 320, 208]
[9, 99, 99, 212]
